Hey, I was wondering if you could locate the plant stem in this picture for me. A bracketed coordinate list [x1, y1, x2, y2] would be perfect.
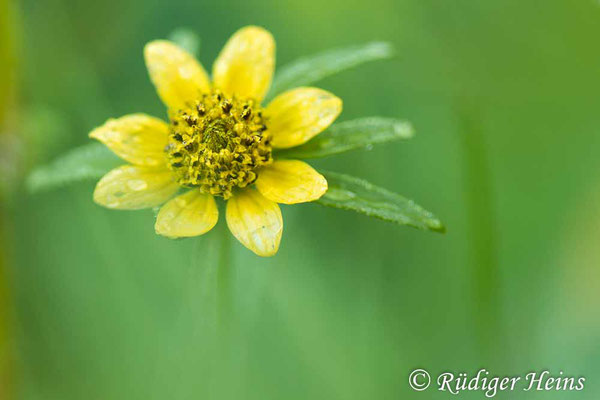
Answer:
[216, 220, 232, 334]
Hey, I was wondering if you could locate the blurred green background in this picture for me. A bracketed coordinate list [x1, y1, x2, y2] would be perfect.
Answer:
[2, 0, 600, 398]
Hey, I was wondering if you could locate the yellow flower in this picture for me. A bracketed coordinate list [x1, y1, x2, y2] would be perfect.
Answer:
[89, 26, 342, 257]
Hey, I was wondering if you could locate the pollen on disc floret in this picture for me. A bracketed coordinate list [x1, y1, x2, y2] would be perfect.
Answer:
[165, 90, 273, 199]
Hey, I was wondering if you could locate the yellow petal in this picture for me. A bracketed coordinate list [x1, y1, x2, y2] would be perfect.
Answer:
[93, 165, 179, 210]
[89, 114, 169, 167]
[266, 87, 342, 148]
[155, 190, 218, 238]
[212, 26, 275, 102]
[226, 189, 282, 257]
[255, 160, 327, 204]
[144, 40, 211, 111]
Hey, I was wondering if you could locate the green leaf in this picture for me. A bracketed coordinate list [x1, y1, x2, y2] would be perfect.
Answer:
[275, 117, 413, 160]
[317, 171, 445, 233]
[168, 28, 201, 57]
[26, 143, 122, 193]
[266, 42, 394, 101]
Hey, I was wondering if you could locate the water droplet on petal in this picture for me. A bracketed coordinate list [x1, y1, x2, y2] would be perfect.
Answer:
[127, 179, 148, 191]
[178, 65, 193, 79]
[325, 188, 356, 201]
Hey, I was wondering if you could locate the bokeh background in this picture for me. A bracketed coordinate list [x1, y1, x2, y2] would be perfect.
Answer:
[2, 0, 600, 398]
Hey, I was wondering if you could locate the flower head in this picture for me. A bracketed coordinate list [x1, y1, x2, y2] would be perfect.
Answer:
[90, 26, 342, 256]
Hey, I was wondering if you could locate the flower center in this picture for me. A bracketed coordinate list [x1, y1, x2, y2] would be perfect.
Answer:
[166, 91, 273, 199]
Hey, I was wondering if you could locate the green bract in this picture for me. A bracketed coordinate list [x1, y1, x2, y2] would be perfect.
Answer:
[318, 171, 445, 233]
[266, 41, 394, 101]
[275, 117, 413, 160]
[26, 143, 120, 193]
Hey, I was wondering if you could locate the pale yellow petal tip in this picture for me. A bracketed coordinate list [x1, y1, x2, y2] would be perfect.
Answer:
[154, 220, 218, 239]
[154, 191, 219, 239]
[213, 25, 275, 102]
[254, 243, 281, 257]
[143, 41, 164, 66]
[92, 165, 179, 210]
[143, 40, 184, 69]
[92, 171, 119, 208]
[323, 91, 343, 123]
[255, 160, 328, 204]
[226, 190, 283, 257]
[314, 175, 328, 201]
[92, 183, 112, 208]
[89, 118, 112, 139]
[92, 180, 129, 210]
[144, 40, 175, 56]
[244, 225, 282, 257]
[267, 88, 343, 149]
[334, 95, 343, 113]
[144, 39, 211, 110]
[87, 114, 170, 167]
[89, 113, 159, 138]
[235, 25, 274, 39]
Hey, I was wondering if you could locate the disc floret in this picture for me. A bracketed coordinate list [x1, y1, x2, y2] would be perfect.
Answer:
[166, 91, 273, 199]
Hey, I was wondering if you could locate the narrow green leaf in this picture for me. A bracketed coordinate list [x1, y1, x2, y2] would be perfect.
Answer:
[168, 28, 201, 57]
[275, 117, 413, 160]
[266, 42, 394, 101]
[26, 143, 121, 193]
[317, 171, 445, 233]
